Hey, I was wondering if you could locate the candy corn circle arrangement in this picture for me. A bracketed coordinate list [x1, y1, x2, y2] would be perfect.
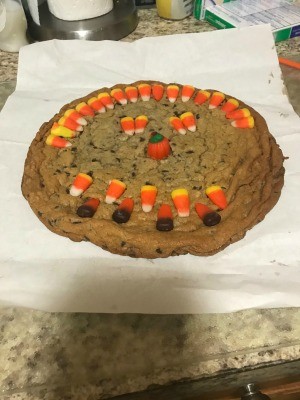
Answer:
[22, 81, 284, 258]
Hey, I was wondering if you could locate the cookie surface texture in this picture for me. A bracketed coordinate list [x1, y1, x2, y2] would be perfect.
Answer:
[21, 81, 285, 258]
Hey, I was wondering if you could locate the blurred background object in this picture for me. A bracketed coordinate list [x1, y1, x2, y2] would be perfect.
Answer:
[22, 0, 138, 41]
[0, 0, 28, 52]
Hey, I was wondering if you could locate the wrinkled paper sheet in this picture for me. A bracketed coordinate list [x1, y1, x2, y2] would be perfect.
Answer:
[0, 25, 300, 313]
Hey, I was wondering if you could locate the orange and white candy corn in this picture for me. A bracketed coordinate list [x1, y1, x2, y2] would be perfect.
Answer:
[181, 85, 195, 102]
[166, 85, 179, 103]
[76, 102, 95, 117]
[138, 83, 151, 101]
[105, 179, 126, 204]
[209, 92, 225, 109]
[51, 123, 76, 138]
[70, 173, 93, 197]
[111, 88, 128, 105]
[194, 90, 210, 105]
[171, 189, 190, 217]
[135, 115, 148, 134]
[64, 109, 87, 126]
[98, 92, 114, 109]
[141, 185, 157, 212]
[226, 108, 251, 119]
[46, 134, 72, 148]
[125, 86, 138, 103]
[221, 99, 239, 113]
[152, 84, 164, 101]
[231, 116, 254, 129]
[121, 117, 135, 135]
[206, 185, 227, 210]
[169, 117, 186, 135]
[180, 112, 196, 132]
[58, 116, 83, 132]
[87, 97, 106, 113]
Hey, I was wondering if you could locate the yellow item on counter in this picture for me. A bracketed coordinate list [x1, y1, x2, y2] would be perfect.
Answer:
[156, 0, 193, 20]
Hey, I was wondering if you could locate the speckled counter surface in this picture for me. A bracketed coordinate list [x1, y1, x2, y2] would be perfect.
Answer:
[1, 8, 300, 400]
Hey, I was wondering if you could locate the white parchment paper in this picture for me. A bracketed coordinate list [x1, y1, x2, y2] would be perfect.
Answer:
[1, 25, 300, 313]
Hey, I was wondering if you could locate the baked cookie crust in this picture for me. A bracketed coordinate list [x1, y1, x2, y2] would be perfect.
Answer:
[21, 81, 285, 258]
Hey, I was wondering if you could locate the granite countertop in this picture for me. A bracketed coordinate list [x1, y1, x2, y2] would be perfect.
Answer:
[1, 8, 300, 400]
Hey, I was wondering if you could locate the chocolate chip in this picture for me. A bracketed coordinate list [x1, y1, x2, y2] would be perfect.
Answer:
[156, 218, 174, 231]
[112, 209, 130, 224]
[139, 137, 145, 142]
[77, 205, 96, 218]
[196, 114, 200, 119]
[156, 248, 163, 254]
[37, 211, 43, 217]
[203, 212, 221, 227]
[131, 172, 136, 177]
[121, 241, 126, 247]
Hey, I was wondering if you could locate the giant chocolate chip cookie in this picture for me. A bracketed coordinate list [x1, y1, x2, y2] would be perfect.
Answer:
[22, 81, 285, 258]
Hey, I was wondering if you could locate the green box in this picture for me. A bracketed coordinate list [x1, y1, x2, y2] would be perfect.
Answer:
[194, 0, 233, 20]
[197, 0, 300, 43]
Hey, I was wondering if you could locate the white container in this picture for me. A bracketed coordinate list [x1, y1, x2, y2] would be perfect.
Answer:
[156, 0, 194, 20]
[47, 0, 114, 21]
[0, 0, 28, 52]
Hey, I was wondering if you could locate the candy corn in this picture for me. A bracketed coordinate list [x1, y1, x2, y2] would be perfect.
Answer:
[152, 84, 164, 101]
[58, 116, 83, 132]
[125, 86, 138, 103]
[221, 99, 239, 113]
[147, 133, 171, 160]
[112, 198, 134, 224]
[180, 112, 196, 132]
[98, 92, 114, 109]
[166, 85, 179, 103]
[226, 108, 251, 119]
[169, 117, 186, 135]
[121, 117, 135, 135]
[64, 109, 87, 126]
[231, 116, 254, 129]
[141, 185, 157, 212]
[156, 204, 174, 232]
[75, 102, 95, 117]
[138, 83, 151, 101]
[111, 88, 128, 105]
[70, 173, 93, 197]
[51, 123, 76, 138]
[46, 134, 72, 148]
[171, 188, 190, 217]
[195, 203, 221, 227]
[181, 85, 195, 102]
[87, 97, 106, 113]
[135, 115, 148, 134]
[209, 92, 225, 109]
[205, 186, 227, 210]
[194, 90, 210, 105]
[105, 179, 126, 204]
[77, 198, 100, 218]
